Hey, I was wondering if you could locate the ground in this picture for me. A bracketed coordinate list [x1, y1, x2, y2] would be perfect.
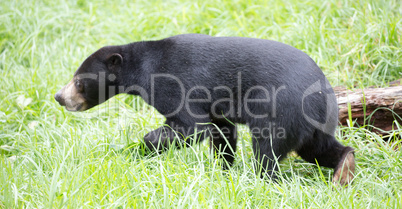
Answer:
[0, 0, 401, 208]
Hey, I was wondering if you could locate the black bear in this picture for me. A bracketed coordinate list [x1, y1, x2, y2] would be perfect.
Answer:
[55, 34, 355, 185]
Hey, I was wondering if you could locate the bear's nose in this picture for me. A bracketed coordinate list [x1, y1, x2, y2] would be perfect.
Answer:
[54, 92, 65, 106]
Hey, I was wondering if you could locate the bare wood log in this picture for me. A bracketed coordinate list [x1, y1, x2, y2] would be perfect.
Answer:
[334, 81, 402, 135]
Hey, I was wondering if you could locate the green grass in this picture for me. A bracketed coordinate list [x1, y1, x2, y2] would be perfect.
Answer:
[1, 0, 401, 208]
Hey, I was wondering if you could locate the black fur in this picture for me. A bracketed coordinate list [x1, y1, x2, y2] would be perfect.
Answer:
[62, 34, 354, 180]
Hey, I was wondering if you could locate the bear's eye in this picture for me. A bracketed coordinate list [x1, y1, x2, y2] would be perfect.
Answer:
[75, 79, 84, 92]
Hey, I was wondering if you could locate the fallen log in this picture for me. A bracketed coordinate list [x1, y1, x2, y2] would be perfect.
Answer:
[334, 80, 402, 136]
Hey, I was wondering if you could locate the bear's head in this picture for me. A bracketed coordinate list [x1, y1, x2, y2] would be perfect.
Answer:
[54, 47, 123, 111]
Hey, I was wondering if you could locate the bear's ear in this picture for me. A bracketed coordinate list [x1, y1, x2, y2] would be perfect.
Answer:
[107, 53, 123, 70]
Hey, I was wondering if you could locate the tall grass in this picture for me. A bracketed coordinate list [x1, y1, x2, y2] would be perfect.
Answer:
[0, 0, 401, 208]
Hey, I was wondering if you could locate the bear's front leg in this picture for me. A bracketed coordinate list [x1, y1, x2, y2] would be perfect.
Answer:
[143, 125, 182, 152]
[143, 117, 212, 152]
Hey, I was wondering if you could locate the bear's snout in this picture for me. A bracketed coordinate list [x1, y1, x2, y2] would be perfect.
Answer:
[54, 80, 88, 112]
[54, 91, 65, 106]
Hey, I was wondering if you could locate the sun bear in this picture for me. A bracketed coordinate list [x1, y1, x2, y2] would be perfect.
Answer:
[55, 34, 355, 185]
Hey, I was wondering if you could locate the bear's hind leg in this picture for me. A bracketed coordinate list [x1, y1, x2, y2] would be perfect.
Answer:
[210, 121, 237, 169]
[296, 132, 355, 185]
